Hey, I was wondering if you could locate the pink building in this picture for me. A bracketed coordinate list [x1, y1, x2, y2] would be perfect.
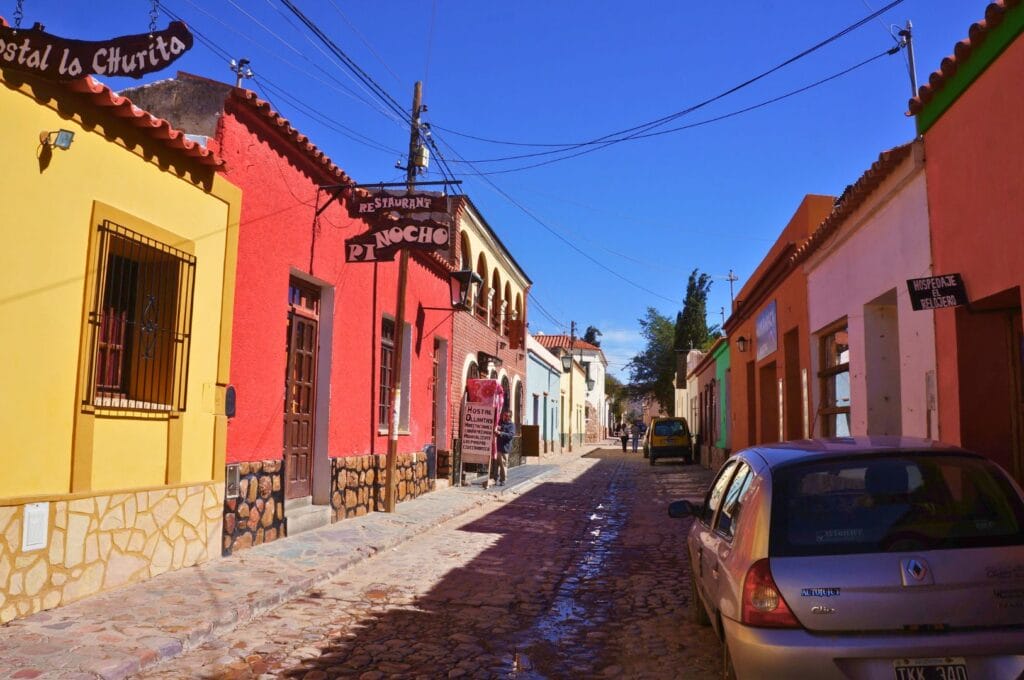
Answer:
[801, 141, 937, 439]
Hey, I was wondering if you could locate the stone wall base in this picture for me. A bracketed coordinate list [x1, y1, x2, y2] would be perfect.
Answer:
[222, 460, 286, 556]
[0, 483, 222, 624]
[331, 453, 434, 521]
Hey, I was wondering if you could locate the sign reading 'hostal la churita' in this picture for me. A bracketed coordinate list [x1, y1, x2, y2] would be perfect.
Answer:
[907, 273, 969, 311]
[0, 21, 192, 80]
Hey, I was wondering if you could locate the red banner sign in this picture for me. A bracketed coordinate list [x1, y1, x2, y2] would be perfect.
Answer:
[0, 21, 192, 80]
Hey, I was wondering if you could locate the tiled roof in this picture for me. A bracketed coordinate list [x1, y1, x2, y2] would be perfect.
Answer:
[228, 86, 352, 184]
[63, 76, 223, 166]
[534, 335, 602, 353]
[908, 0, 1022, 115]
[791, 142, 915, 265]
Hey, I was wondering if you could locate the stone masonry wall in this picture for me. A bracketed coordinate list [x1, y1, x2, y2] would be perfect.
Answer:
[331, 453, 434, 521]
[0, 483, 222, 624]
[222, 460, 286, 556]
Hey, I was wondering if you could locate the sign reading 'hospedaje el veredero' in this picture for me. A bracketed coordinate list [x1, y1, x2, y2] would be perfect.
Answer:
[0, 21, 192, 80]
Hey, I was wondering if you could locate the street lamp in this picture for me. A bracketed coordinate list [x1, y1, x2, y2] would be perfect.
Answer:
[560, 353, 573, 373]
[736, 335, 750, 353]
[449, 269, 482, 311]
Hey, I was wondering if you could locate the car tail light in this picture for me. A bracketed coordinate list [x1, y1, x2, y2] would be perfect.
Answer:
[741, 558, 801, 628]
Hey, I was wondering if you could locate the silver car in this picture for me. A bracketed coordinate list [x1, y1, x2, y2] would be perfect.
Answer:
[669, 437, 1024, 679]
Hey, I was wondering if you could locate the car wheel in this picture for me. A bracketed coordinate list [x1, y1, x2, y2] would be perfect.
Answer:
[689, 573, 710, 626]
[722, 632, 737, 680]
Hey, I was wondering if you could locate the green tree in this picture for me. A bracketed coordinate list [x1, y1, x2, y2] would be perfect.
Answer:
[582, 325, 602, 347]
[605, 373, 627, 421]
[675, 269, 718, 352]
[627, 307, 677, 414]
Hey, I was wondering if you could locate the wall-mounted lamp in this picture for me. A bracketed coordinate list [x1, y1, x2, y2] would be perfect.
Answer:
[736, 336, 749, 353]
[586, 378, 596, 391]
[40, 129, 75, 150]
[560, 353, 573, 373]
[448, 269, 482, 311]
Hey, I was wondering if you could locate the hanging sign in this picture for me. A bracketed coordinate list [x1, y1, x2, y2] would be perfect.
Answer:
[0, 21, 192, 80]
[460, 402, 496, 464]
[345, 220, 451, 263]
[346, 190, 450, 221]
[907, 273, 968, 311]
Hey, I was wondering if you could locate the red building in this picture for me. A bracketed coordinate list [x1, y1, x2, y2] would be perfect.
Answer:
[723, 195, 834, 450]
[126, 74, 457, 553]
[911, 0, 1024, 482]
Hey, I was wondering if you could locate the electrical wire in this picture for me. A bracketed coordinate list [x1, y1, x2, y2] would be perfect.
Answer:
[326, 0, 404, 85]
[432, 0, 907, 153]
[459, 45, 901, 176]
[527, 292, 570, 332]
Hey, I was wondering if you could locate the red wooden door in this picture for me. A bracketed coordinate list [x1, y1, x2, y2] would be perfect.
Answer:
[283, 284, 319, 499]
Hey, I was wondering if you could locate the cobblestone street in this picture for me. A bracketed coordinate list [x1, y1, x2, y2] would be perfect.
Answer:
[138, 450, 720, 679]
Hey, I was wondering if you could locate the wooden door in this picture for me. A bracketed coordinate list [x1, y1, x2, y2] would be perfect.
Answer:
[284, 285, 319, 500]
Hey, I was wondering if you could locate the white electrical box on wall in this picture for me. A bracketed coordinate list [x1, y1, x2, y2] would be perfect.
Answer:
[22, 502, 49, 552]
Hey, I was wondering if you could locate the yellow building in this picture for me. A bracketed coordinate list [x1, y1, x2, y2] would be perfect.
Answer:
[0, 70, 240, 623]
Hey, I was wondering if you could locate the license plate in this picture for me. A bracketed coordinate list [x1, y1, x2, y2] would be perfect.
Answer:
[893, 658, 968, 680]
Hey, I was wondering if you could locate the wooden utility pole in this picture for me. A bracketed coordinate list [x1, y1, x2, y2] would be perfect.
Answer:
[384, 81, 422, 513]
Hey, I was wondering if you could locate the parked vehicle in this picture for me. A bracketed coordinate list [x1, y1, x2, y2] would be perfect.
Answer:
[644, 417, 692, 465]
[668, 437, 1024, 680]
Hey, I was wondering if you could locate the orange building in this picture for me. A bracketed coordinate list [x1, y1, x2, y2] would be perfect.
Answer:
[723, 195, 834, 450]
[911, 0, 1024, 483]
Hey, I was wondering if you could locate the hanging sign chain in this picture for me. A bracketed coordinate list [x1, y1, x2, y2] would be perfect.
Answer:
[149, 0, 159, 35]
[12, 0, 24, 30]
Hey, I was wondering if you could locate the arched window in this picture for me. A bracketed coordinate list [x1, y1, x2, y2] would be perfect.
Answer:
[501, 376, 511, 411]
[475, 254, 488, 319]
[515, 293, 523, 330]
[514, 381, 524, 425]
[490, 270, 502, 331]
[503, 283, 512, 336]
[460, 231, 472, 271]
[467, 361, 479, 381]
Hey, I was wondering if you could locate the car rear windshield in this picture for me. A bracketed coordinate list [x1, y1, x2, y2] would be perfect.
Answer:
[653, 420, 688, 437]
[769, 454, 1024, 557]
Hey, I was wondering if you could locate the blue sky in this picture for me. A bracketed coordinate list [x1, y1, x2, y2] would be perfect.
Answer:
[18, 1, 987, 378]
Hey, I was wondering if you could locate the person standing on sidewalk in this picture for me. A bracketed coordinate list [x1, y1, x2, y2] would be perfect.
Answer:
[619, 424, 629, 452]
[487, 410, 516, 488]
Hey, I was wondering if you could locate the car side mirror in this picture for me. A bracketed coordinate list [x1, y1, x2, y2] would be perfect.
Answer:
[668, 499, 698, 518]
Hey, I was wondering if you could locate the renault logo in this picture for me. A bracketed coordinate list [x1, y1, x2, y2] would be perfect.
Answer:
[901, 557, 934, 586]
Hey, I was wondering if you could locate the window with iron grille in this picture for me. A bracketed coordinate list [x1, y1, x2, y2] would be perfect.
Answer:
[85, 220, 196, 412]
[378, 318, 396, 429]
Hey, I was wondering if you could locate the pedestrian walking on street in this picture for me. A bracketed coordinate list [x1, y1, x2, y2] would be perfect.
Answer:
[488, 410, 515, 488]
[632, 420, 643, 453]
[619, 424, 629, 452]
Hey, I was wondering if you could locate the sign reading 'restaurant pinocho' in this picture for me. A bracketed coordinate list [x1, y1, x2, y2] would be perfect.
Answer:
[0, 21, 192, 80]
[346, 191, 449, 220]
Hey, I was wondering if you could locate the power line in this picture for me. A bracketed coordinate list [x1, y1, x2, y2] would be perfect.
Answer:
[460, 45, 901, 176]
[429, 132, 680, 304]
[432, 0, 907, 153]
[527, 291, 570, 332]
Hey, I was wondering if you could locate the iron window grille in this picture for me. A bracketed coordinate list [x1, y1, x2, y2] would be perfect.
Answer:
[84, 220, 196, 413]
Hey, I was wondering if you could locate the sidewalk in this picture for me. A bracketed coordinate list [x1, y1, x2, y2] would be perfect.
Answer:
[0, 444, 609, 679]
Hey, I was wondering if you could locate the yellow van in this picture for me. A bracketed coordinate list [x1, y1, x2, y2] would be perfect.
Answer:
[645, 417, 692, 465]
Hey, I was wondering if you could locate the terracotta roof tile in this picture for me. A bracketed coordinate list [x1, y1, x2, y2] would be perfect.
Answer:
[791, 142, 915, 265]
[61, 76, 223, 166]
[534, 335, 602, 353]
[229, 87, 352, 184]
[908, 0, 1022, 115]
